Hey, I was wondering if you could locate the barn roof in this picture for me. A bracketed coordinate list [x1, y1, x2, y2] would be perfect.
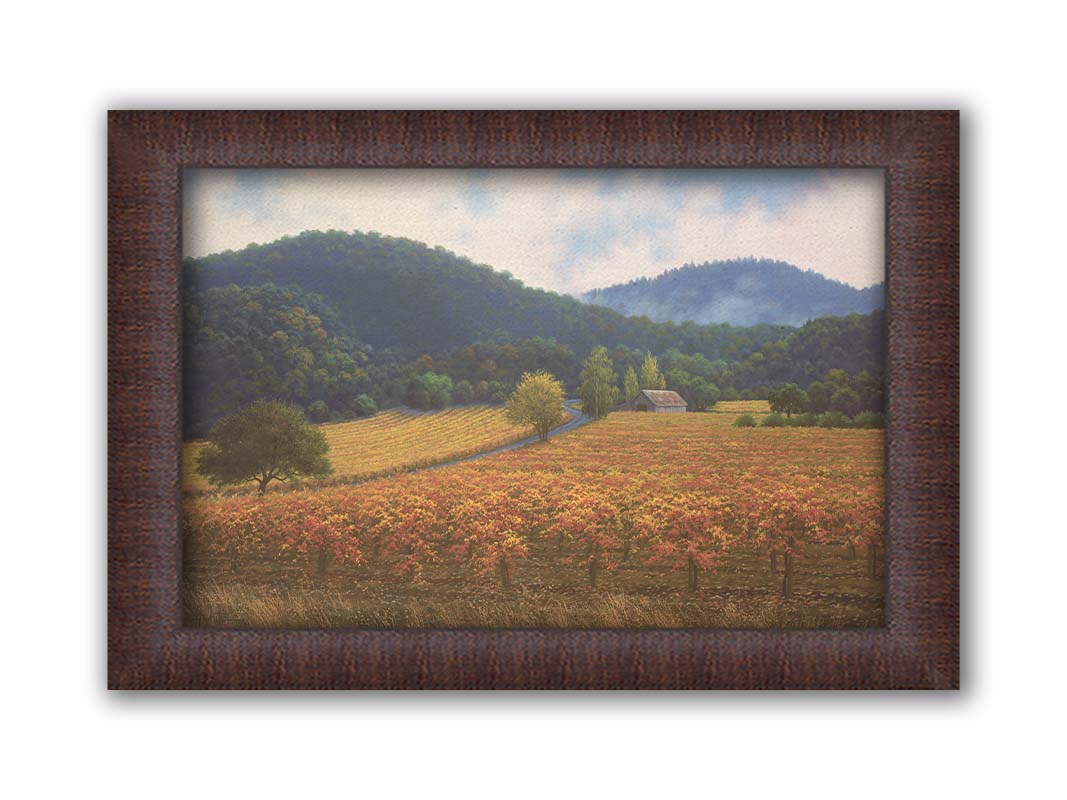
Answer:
[636, 389, 687, 407]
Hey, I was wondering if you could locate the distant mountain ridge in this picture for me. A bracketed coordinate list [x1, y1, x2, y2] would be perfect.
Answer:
[581, 258, 884, 327]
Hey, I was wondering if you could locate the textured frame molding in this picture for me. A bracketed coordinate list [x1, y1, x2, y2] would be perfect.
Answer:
[108, 110, 959, 689]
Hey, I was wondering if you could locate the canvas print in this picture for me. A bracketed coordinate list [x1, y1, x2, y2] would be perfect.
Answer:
[181, 168, 885, 628]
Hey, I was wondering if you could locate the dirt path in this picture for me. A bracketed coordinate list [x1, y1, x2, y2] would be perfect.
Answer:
[426, 400, 589, 472]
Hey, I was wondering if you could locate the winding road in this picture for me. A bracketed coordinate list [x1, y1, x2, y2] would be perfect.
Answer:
[426, 399, 590, 472]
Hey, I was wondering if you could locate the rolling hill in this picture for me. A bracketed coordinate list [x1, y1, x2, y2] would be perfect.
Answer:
[581, 258, 884, 327]
[184, 230, 792, 358]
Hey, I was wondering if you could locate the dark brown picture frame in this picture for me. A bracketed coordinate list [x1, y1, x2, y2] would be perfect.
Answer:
[108, 110, 959, 690]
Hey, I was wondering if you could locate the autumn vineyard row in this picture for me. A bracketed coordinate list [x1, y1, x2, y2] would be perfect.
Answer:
[184, 413, 884, 598]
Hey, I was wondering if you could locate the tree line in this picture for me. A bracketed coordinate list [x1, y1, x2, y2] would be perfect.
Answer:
[183, 258, 883, 437]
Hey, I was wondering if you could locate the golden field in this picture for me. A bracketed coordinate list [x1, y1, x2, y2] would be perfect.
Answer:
[182, 404, 533, 492]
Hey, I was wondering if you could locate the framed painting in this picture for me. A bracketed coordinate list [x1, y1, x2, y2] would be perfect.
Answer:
[108, 110, 959, 689]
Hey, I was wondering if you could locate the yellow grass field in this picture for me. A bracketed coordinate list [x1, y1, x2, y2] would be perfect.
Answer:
[182, 404, 534, 492]
[707, 399, 772, 418]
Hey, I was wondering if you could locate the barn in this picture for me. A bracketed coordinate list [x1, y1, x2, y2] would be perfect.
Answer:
[631, 389, 688, 413]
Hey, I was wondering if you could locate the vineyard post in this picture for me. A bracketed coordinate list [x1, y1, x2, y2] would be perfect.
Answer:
[782, 551, 794, 599]
[498, 559, 512, 590]
[316, 549, 330, 576]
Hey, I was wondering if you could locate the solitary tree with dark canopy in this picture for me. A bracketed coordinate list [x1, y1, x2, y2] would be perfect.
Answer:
[197, 400, 333, 493]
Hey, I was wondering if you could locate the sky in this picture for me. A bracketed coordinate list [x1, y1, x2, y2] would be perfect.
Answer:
[183, 168, 885, 295]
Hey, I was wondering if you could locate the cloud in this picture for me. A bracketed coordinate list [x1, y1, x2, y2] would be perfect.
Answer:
[183, 168, 884, 294]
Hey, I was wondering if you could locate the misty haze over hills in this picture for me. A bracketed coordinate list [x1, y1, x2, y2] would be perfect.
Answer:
[581, 258, 884, 327]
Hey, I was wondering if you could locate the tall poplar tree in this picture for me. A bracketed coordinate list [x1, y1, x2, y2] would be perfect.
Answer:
[639, 351, 666, 390]
[579, 346, 619, 420]
[623, 365, 640, 403]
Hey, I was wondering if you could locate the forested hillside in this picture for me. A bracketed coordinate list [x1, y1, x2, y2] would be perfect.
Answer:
[183, 231, 884, 436]
[184, 230, 790, 358]
[724, 311, 885, 390]
[582, 258, 884, 327]
[183, 283, 378, 437]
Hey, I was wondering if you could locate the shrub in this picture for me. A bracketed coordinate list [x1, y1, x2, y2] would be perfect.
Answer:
[789, 412, 820, 427]
[761, 412, 788, 428]
[733, 414, 758, 427]
[818, 411, 851, 428]
[851, 411, 885, 429]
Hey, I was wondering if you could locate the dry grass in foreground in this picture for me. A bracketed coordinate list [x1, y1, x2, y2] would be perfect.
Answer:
[183, 542, 884, 629]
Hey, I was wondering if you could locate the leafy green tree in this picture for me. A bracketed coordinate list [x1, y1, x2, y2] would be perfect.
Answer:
[405, 372, 453, 409]
[853, 370, 884, 412]
[307, 400, 330, 422]
[831, 386, 862, 416]
[639, 351, 666, 390]
[197, 400, 333, 494]
[506, 372, 565, 441]
[805, 381, 832, 413]
[453, 379, 474, 404]
[768, 383, 808, 417]
[687, 377, 721, 411]
[720, 386, 740, 402]
[825, 368, 850, 389]
[488, 380, 513, 404]
[352, 393, 377, 417]
[579, 346, 619, 420]
[623, 365, 640, 404]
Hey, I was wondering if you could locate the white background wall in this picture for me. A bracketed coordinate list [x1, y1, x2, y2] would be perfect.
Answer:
[0, 1, 1060, 797]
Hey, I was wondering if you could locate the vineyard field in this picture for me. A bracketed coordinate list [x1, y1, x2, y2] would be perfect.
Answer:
[182, 404, 536, 492]
[183, 402, 885, 628]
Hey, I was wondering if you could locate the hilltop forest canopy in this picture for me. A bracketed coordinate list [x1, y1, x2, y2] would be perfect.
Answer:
[582, 257, 885, 327]
[183, 230, 884, 437]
